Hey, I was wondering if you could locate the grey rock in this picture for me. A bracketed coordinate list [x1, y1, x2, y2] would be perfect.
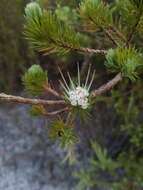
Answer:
[0, 105, 73, 190]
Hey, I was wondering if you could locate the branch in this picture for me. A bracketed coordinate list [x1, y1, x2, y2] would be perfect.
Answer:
[126, 11, 142, 46]
[0, 73, 122, 111]
[43, 84, 62, 98]
[78, 47, 107, 54]
[42, 107, 69, 117]
[0, 93, 65, 106]
[105, 29, 118, 46]
[42, 44, 107, 55]
[91, 73, 122, 97]
[109, 26, 126, 43]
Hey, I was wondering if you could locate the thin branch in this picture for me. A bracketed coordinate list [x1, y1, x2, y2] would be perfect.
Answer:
[109, 26, 126, 43]
[42, 107, 69, 117]
[43, 84, 62, 98]
[126, 11, 142, 46]
[105, 29, 118, 46]
[0, 93, 65, 106]
[42, 44, 107, 55]
[87, 15, 118, 46]
[91, 73, 122, 97]
[0, 73, 122, 111]
[78, 47, 107, 54]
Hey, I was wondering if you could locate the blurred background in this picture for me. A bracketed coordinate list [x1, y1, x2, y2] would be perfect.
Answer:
[0, 0, 143, 190]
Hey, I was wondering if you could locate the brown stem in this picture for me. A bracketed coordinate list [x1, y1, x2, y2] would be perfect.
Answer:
[42, 107, 69, 117]
[109, 26, 126, 42]
[91, 73, 122, 97]
[43, 84, 62, 98]
[126, 11, 142, 46]
[0, 93, 65, 106]
[105, 29, 118, 46]
[42, 45, 107, 55]
[78, 47, 107, 54]
[0, 73, 122, 111]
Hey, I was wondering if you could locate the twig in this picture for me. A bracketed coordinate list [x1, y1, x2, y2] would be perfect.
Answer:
[42, 107, 69, 117]
[109, 26, 126, 43]
[105, 29, 118, 46]
[42, 45, 107, 55]
[78, 47, 107, 54]
[91, 73, 122, 97]
[43, 84, 62, 98]
[0, 73, 122, 110]
[0, 93, 65, 106]
[126, 11, 142, 46]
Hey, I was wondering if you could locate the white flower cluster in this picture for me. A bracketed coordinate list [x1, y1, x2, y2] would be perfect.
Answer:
[68, 86, 89, 109]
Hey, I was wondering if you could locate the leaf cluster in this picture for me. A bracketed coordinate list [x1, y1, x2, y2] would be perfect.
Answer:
[30, 105, 46, 116]
[24, 2, 82, 55]
[91, 141, 119, 172]
[22, 64, 48, 96]
[105, 47, 143, 81]
[49, 120, 78, 149]
[25, 2, 43, 20]
[114, 0, 143, 35]
[79, 0, 113, 31]
[112, 89, 143, 148]
[75, 141, 119, 190]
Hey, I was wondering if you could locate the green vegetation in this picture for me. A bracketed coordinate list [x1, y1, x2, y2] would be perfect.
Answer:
[22, 64, 48, 96]
[1, 0, 143, 189]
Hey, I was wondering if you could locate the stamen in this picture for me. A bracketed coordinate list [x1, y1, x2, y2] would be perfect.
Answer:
[67, 72, 75, 90]
[58, 67, 70, 90]
[88, 70, 96, 91]
[77, 63, 80, 86]
[85, 64, 91, 88]
[59, 80, 69, 94]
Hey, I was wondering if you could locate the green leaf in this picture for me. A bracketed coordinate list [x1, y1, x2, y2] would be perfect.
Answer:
[105, 47, 143, 81]
[24, 2, 82, 55]
[22, 64, 48, 96]
[79, 0, 113, 31]
[30, 105, 45, 117]
[25, 2, 42, 20]
[91, 141, 118, 172]
[129, 0, 143, 9]
[49, 120, 78, 148]
[114, 0, 143, 34]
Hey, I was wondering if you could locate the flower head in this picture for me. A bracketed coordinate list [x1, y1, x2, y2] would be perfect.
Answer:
[59, 64, 95, 109]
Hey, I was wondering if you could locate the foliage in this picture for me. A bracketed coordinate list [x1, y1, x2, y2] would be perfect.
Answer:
[24, 2, 82, 55]
[49, 119, 78, 148]
[114, 0, 143, 36]
[49, 119, 78, 163]
[75, 84, 143, 190]
[75, 141, 119, 190]
[25, 1, 43, 19]
[30, 105, 46, 116]
[15, 0, 143, 189]
[79, 0, 113, 31]
[22, 64, 48, 96]
[105, 47, 143, 81]
[55, 4, 78, 24]
[91, 141, 119, 171]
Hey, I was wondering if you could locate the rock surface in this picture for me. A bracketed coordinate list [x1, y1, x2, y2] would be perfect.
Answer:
[0, 104, 73, 190]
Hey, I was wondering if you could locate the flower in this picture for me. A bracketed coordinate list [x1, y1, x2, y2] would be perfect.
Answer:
[59, 64, 95, 109]
[68, 86, 89, 109]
